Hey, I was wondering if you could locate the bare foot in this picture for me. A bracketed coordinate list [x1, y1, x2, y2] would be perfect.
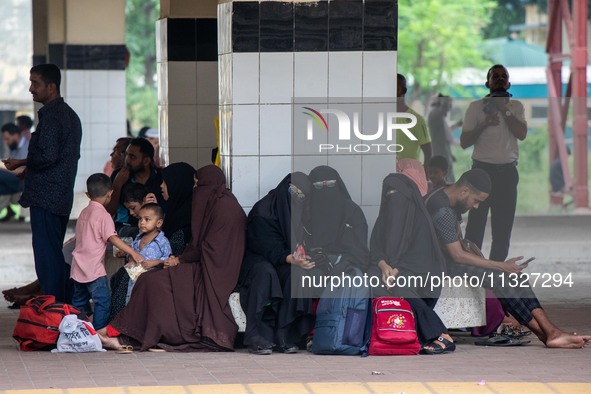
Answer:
[98, 332, 124, 350]
[546, 332, 590, 349]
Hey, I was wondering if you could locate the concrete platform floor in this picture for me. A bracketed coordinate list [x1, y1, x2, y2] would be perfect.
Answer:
[0, 215, 590, 393]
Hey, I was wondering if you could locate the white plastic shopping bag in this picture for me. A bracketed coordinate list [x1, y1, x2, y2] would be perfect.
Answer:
[51, 314, 106, 353]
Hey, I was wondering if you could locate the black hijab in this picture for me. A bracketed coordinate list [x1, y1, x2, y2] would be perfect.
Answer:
[307, 165, 353, 249]
[372, 173, 445, 274]
[249, 172, 311, 249]
[161, 162, 195, 238]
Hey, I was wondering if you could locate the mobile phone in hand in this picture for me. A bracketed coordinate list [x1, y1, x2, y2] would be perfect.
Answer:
[519, 257, 535, 266]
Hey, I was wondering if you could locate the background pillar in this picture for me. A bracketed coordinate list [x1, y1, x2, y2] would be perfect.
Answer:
[156, 0, 219, 168]
[218, 0, 397, 226]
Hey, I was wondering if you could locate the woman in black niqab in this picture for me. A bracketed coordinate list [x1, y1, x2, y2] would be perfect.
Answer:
[305, 165, 369, 272]
[238, 172, 315, 355]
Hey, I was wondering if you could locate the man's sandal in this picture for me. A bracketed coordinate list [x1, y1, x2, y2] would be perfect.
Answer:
[419, 336, 456, 355]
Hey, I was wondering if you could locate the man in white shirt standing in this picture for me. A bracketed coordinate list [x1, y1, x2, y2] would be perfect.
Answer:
[460, 64, 527, 262]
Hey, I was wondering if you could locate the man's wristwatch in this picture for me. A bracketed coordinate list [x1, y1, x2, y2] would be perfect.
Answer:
[505, 110, 512, 117]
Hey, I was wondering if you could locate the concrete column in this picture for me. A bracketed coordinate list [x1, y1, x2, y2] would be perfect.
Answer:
[32, 0, 127, 196]
[218, 0, 397, 225]
[156, 0, 219, 168]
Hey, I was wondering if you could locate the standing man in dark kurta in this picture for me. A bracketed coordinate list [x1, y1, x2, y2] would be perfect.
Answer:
[460, 65, 527, 262]
[3, 64, 82, 303]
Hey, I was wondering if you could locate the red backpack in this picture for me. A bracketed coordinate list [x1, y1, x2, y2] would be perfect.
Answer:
[13, 295, 80, 351]
[368, 297, 420, 356]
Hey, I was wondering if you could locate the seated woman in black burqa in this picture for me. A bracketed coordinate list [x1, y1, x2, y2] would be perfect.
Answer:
[369, 159, 454, 355]
[304, 165, 369, 276]
[238, 172, 315, 355]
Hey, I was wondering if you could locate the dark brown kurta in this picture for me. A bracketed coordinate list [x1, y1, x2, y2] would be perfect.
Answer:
[111, 165, 246, 351]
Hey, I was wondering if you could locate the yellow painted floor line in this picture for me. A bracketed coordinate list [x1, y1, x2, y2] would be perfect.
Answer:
[1, 382, 590, 394]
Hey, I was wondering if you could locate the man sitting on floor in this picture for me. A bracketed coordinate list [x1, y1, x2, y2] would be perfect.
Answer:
[425, 169, 590, 349]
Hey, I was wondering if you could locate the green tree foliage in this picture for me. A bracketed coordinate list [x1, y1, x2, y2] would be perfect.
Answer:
[482, 0, 526, 39]
[126, 0, 159, 132]
[397, 0, 496, 103]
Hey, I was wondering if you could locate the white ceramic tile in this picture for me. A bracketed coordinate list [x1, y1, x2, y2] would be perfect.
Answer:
[231, 104, 259, 155]
[260, 53, 294, 104]
[167, 105, 198, 148]
[88, 149, 111, 174]
[293, 102, 328, 156]
[168, 62, 197, 105]
[259, 104, 292, 155]
[155, 19, 167, 62]
[89, 71, 109, 97]
[197, 147, 215, 168]
[328, 155, 362, 205]
[326, 103, 363, 156]
[217, 2, 232, 55]
[106, 123, 128, 147]
[88, 97, 109, 123]
[158, 104, 169, 154]
[108, 71, 126, 98]
[65, 70, 86, 98]
[219, 104, 231, 156]
[80, 127, 92, 150]
[108, 97, 126, 124]
[231, 156, 259, 207]
[220, 153, 231, 185]
[197, 104, 219, 147]
[358, 101, 398, 150]
[232, 53, 259, 104]
[157, 62, 168, 105]
[294, 52, 328, 98]
[168, 147, 198, 168]
[363, 51, 397, 98]
[218, 54, 232, 105]
[329, 51, 363, 99]
[259, 156, 292, 198]
[361, 154, 395, 206]
[87, 123, 109, 150]
[197, 62, 219, 105]
[292, 155, 328, 175]
[66, 97, 87, 124]
[74, 175, 87, 193]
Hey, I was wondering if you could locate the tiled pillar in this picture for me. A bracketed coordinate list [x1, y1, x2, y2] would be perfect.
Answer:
[156, 0, 219, 168]
[218, 0, 397, 226]
[33, 0, 127, 194]
[33, 0, 126, 196]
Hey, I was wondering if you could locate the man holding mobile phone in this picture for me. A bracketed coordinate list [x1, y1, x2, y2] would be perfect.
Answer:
[460, 65, 527, 265]
[427, 169, 591, 349]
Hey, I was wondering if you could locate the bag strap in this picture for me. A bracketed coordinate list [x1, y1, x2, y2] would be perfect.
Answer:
[30, 295, 57, 311]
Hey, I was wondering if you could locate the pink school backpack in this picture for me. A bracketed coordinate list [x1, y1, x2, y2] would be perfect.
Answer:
[368, 297, 420, 356]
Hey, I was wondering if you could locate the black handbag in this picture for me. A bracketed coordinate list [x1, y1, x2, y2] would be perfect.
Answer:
[309, 248, 341, 273]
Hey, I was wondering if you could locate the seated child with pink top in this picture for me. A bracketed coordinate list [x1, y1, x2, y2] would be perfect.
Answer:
[70, 174, 144, 330]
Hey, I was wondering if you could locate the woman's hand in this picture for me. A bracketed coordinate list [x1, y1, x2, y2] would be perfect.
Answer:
[141, 260, 162, 270]
[286, 254, 315, 270]
[164, 255, 181, 268]
[378, 260, 399, 288]
[143, 193, 157, 204]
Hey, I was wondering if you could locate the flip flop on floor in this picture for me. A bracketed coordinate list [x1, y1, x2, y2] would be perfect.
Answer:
[475, 335, 531, 347]
[115, 345, 134, 354]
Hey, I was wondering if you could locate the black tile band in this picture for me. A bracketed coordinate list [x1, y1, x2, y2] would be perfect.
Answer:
[167, 18, 218, 61]
[47, 44, 127, 70]
[232, 0, 397, 53]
